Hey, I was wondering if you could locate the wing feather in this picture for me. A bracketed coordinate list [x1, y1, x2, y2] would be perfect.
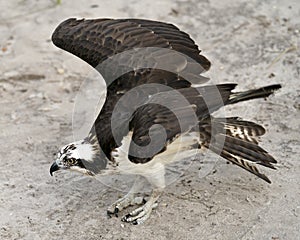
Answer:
[52, 18, 210, 74]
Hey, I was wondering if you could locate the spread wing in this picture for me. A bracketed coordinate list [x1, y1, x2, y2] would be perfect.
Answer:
[51, 18, 210, 80]
[51, 18, 211, 158]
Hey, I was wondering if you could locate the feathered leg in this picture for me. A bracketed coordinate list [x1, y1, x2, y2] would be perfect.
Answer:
[121, 164, 166, 225]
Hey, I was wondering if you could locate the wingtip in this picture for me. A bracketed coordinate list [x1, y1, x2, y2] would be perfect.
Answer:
[264, 84, 282, 93]
[263, 175, 272, 184]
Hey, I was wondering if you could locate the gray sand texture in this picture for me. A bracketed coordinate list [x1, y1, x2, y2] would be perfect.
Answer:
[0, 0, 299, 239]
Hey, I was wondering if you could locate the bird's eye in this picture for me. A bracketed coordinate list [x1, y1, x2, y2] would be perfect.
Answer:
[68, 158, 76, 165]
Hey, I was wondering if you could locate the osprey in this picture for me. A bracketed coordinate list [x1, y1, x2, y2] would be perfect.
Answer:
[50, 18, 281, 225]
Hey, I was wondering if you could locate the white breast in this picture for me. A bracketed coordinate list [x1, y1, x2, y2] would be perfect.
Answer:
[111, 131, 200, 177]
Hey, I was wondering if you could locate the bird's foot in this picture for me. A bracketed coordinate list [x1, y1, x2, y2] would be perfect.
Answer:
[107, 194, 146, 218]
[121, 200, 158, 225]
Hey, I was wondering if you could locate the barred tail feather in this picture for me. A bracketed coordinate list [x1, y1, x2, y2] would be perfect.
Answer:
[211, 117, 266, 144]
[208, 144, 272, 183]
[215, 135, 277, 167]
[200, 117, 277, 183]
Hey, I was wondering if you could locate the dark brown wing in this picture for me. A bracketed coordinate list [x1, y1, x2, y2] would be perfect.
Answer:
[128, 103, 183, 164]
[94, 73, 193, 158]
[52, 18, 211, 97]
[127, 84, 279, 184]
[52, 18, 211, 158]
[129, 102, 277, 182]
[51, 18, 210, 77]
[128, 93, 199, 164]
[127, 84, 236, 163]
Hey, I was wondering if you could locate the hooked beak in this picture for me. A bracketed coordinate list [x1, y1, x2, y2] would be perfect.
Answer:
[50, 162, 60, 176]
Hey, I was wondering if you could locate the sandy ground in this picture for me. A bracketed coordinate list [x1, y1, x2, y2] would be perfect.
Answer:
[0, 0, 299, 239]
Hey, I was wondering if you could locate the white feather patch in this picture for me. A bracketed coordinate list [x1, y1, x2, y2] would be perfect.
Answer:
[62, 140, 95, 162]
[111, 131, 200, 178]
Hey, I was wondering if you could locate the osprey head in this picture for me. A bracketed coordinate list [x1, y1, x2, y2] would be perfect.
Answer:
[50, 139, 97, 176]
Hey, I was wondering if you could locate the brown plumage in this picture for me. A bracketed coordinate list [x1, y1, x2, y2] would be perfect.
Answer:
[50, 18, 283, 225]
[52, 18, 211, 71]
[52, 18, 281, 183]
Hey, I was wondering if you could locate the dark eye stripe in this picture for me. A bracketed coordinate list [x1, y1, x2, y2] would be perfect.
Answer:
[77, 159, 85, 168]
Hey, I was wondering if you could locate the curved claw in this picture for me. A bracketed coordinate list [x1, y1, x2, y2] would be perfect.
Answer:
[121, 202, 158, 225]
[107, 194, 146, 219]
[107, 207, 119, 218]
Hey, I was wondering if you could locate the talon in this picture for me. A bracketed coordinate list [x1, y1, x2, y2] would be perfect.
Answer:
[110, 189, 162, 224]
[114, 207, 119, 217]
[132, 220, 138, 225]
[121, 214, 130, 222]
[107, 210, 113, 218]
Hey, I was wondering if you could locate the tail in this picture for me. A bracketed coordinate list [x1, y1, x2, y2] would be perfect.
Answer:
[227, 84, 282, 105]
[187, 84, 281, 120]
[200, 117, 277, 183]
